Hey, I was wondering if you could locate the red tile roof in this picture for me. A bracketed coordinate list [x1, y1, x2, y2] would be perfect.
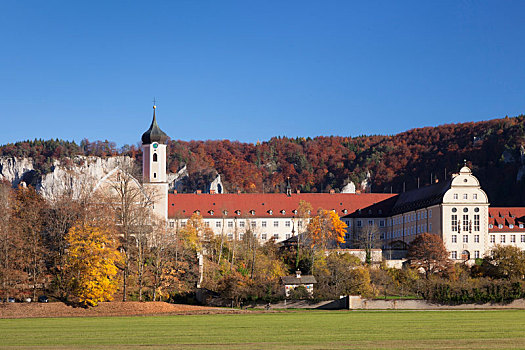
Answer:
[488, 207, 525, 232]
[168, 193, 397, 219]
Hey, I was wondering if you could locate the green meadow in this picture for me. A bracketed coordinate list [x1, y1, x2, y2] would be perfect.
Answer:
[2, 310, 525, 349]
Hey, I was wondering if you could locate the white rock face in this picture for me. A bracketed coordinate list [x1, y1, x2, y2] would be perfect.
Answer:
[209, 174, 225, 194]
[167, 165, 188, 191]
[341, 181, 356, 194]
[361, 171, 372, 192]
[0, 157, 34, 186]
[0, 156, 136, 200]
[38, 156, 135, 200]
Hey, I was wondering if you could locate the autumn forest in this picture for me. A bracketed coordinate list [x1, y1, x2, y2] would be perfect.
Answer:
[1, 115, 525, 205]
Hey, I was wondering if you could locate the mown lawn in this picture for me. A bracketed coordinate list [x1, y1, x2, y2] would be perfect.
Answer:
[1, 310, 525, 349]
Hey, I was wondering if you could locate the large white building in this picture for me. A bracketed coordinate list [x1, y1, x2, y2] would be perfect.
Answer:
[343, 166, 525, 261]
[139, 107, 525, 261]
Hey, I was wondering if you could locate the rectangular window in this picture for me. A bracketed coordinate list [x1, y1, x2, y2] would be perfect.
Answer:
[368, 219, 374, 226]
[511, 235, 516, 243]
[463, 235, 468, 243]
[474, 235, 479, 243]
[261, 233, 267, 240]
[452, 235, 457, 243]
[274, 221, 279, 227]
[521, 235, 525, 243]
[273, 233, 279, 239]
[204, 221, 209, 227]
[429, 209, 432, 218]
[451, 215, 458, 232]
[429, 223, 432, 231]
[463, 215, 469, 232]
[356, 220, 362, 227]
[463, 194, 468, 200]
[239, 233, 244, 240]
[169, 221, 175, 228]
[379, 220, 385, 227]
[216, 221, 221, 228]
[181, 221, 187, 228]
[285, 221, 291, 227]
[474, 251, 480, 259]
[262, 221, 267, 227]
[239, 221, 245, 227]
[474, 215, 480, 232]
[490, 235, 495, 243]
[298, 221, 302, 227]
[451, 251, 457, 259]
[251, 221, 256, 227]
[500, 235, 506, 243]
[227, 233, 233, 240]
[228, 221, 233, 228]
[473, 194, 478, 200]
[286, 234, 291, 239]
[454, 193, 458, 200]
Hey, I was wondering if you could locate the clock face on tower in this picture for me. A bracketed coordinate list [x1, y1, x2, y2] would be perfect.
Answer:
[153, 142, 158, 149]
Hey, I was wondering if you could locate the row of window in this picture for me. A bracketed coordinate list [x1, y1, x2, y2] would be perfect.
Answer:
[451, 214, 480, 232]
[489, 223, 524, 229]
[386, 224, 433, 239]
[169, 219, 299, 228]
[451, 250, 481, 259]
[452, 193, 478, 200]
[489, 235, 525, 244]
[225, 233, 292, 241]
[451, 234, 480, 243]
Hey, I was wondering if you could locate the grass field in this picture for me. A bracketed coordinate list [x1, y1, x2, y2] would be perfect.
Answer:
[2, 310, 525, 349]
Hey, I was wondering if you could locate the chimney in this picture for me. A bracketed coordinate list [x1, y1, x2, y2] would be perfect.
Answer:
[196, 190, 202, 195]
[330, 189, 335, 194]
[296, 270, 301, 279]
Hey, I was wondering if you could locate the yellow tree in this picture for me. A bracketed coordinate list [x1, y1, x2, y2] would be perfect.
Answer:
[65, 223, 121, 307]
[307, 209, 347, 249]
[179, 213, 214, 288]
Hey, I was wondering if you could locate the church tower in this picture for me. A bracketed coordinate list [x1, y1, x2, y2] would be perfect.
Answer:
[141, 104, 169, 221]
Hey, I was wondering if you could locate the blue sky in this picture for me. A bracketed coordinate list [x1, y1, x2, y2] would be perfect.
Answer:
[1, 1, 524, 147]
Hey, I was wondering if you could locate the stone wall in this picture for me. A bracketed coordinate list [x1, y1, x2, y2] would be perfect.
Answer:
[348, 296, 525, 309]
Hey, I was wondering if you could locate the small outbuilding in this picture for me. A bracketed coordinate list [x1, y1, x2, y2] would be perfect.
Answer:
[281, 270, 317, 297]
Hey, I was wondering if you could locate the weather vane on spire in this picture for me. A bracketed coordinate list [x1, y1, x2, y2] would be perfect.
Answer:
[152, 97, 157, 108]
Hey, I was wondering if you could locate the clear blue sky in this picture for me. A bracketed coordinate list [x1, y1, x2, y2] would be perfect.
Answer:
[1, 1, 524, 147]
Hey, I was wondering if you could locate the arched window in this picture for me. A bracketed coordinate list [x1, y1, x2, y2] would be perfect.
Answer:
[153, 153, 158, 162]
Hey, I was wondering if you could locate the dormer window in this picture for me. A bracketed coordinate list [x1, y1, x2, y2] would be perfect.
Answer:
[209, 210, 214, 216]
[280, 210, 286, 215]
[223, 210, 228, 215]
[509, 224, 514, 229]
[378, 209, 382, 214]
[368, 209, 372, 214]
[342, 209, 348, 214]
[292, 209, 297, 215]
[519, 224, 524, 229]
[498, 224, 503, 229]
[268, 210, 273, 215]
[489, 224, 493, 228]
[250, 210, 255, 216]
[194, 210, 200, 215]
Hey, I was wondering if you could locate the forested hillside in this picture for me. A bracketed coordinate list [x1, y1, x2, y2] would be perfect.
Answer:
[2, 115, 525, 205]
